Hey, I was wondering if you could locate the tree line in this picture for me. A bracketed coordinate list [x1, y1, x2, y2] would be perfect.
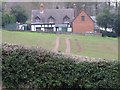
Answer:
[2, 4, 28, 27]
[96, 7, 120, 36]
[1, 2, 120, 36]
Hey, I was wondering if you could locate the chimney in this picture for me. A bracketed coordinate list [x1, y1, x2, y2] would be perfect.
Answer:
[73, 3, 78, 17]
[56, 6, 59, 9]
[39, 3, 44, 13]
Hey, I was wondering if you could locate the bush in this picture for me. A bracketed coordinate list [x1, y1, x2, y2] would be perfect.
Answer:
[100, 30, 117, 37]
[2, 12, 16, 27]
[2, 44, 120, 90]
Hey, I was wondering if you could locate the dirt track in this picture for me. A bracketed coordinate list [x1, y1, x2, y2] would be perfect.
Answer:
[53, 37, 81, 55]
[53, 37, 60, 52]
[65, 38, 71, 54]
[75, 39, 82, 52]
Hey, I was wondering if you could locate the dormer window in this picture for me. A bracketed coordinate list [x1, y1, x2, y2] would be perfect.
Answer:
[48, 16, 55, 23]
[63, 15, 70, 23]
[34, 16, 41, 22]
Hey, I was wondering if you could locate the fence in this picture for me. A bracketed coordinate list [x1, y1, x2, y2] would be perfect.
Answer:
[3, 24, 18, 30]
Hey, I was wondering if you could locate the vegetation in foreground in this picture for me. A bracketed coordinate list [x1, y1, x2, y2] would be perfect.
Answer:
[2, 43, 120, 90]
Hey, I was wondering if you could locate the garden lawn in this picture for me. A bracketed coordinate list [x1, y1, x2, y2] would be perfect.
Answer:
[59, 34, 118, 60]
[2, 30, 118, 60]
[2, 30, 56, 50]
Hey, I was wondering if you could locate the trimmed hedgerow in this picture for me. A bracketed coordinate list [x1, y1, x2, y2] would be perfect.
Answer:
[2, 43, 120, 90]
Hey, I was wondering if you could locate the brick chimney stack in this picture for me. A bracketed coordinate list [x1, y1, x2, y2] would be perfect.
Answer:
[39, 3, 44, 13]
[73, 3, 78, 18]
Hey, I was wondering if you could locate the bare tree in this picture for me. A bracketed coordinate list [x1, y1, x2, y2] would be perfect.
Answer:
[108, 0, 111, 10]
[95, 1, 98, 16]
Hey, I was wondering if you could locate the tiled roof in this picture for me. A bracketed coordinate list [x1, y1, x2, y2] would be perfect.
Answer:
[31, 9, 75, 24]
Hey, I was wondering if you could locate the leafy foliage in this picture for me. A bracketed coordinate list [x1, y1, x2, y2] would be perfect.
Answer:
[96, 9, 113, 30]
[112, 14, 120, 36]
[100, 30, 117, 37]
[0, 11, 2, 26]
[10, 5, 28, 23]
[2, 12, 16, 26]
[2, 44, 120, 90]
[96, 8, 120, 36]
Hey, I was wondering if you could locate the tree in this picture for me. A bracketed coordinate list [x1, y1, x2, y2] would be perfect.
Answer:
[2, 12, 16, 26]
[112, 0, 120, 36]
[112, 14, 120, 36]
[95, 1, 98, 16]
[0, 12, 2, 26]
[10, 5, 28, 23]
[96, 9, 113, 31]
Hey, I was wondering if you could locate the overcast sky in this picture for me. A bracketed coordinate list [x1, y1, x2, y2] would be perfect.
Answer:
[3, 0, 120, 2]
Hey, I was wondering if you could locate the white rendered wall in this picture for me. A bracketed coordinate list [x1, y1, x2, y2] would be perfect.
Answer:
[41, 28, 45, 32]
[31, 25, 35, 31]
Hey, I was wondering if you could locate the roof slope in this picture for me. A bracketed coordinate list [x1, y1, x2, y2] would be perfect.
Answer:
[72, 9, 95, 23]
[31, 9, 75, 24]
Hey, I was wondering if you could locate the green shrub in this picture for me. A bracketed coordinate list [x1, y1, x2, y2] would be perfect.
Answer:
[2, 44, 120, 90]
[100, 30, 117, 37]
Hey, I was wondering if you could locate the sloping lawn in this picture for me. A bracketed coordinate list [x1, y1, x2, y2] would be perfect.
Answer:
[2, 30, 118, 59]
[57, 34, 118, 59]
[2, 30, 57, 50]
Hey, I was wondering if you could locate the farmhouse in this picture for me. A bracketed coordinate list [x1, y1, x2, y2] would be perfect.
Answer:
[31, 3, 96, 33]
[31, 3, 74, 32]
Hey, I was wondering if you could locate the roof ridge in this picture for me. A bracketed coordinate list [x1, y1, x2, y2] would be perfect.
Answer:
[32, 8, 74, 24]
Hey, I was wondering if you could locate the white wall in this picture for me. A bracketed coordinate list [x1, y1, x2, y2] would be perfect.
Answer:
[67, 28, 72, 32]
[41, 28, 45, 32]
[19, 25, 24, 30]
[31, 25, 35, 31]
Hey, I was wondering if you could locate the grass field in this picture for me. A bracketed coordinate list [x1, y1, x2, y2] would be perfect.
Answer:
[2, 30, 118, 60]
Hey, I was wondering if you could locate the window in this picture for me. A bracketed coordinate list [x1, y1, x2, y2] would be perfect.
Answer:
[81, 16, 85, 21]
[35, 18, 40, 22]
[35, 16, 41, 22]
[48, 16, 55, 23]
[36, 27, 41, 31]
[63, 16, 70, 23]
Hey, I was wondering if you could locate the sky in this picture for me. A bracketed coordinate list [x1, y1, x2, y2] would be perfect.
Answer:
[2, 0, 120, 2]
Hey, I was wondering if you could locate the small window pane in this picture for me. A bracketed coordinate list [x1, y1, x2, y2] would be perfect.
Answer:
[81, 16, 85, 21]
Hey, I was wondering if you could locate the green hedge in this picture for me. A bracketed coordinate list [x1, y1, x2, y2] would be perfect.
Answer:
[100, 30, 118, 37]
[2, 44, 120, 90]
